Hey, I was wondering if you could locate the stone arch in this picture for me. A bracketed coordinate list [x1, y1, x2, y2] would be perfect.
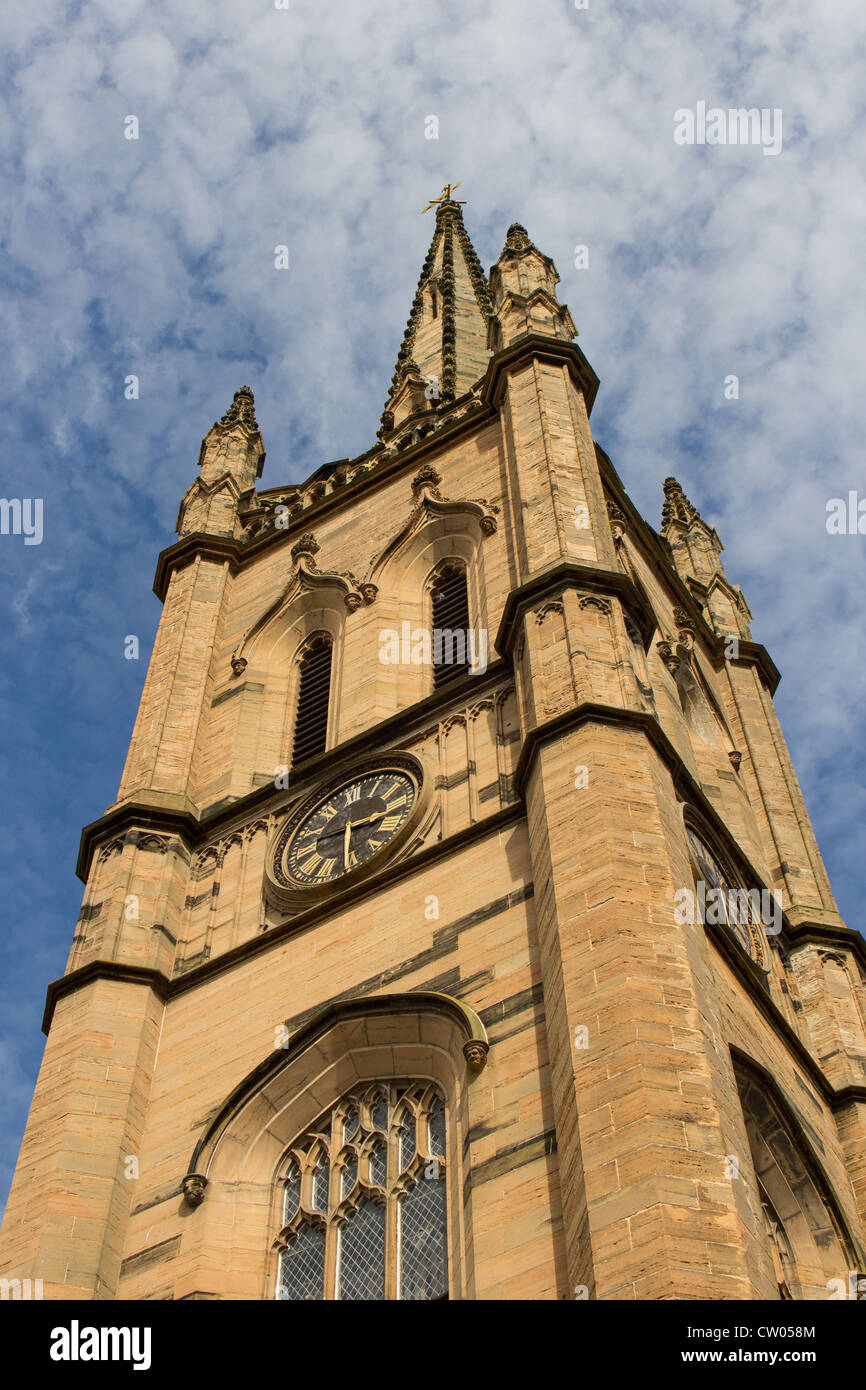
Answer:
[242, 585, 347, 775]
[180, 993, 489, 1300]
[731, 1050, 864, 1298]
[355, 495, 492, 719]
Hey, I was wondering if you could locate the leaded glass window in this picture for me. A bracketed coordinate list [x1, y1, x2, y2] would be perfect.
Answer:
[275, 1081, 449, 1301]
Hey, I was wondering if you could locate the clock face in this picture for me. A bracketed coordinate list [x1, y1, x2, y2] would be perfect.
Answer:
[284, 770, 417, 886]
[686, 825, 765, 968]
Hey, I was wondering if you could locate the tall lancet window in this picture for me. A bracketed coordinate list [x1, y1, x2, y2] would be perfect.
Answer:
[291, 634, 333, 765]
[275, 1081, 449, 1301]
[430, 561, 470, 688]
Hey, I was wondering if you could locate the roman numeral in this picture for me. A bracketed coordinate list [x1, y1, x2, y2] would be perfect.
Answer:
[381, 813, 401, 830]
[298, 852, 322, 874]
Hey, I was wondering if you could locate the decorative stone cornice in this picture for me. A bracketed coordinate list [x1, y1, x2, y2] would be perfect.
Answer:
[495, 561, 657, 659]
[153, 533, 244, 602]
[508, 700, 862, 1081]
[721, 637, 780, 694]
[42, 960, 171, 1035]
[480, 334, 600, 416]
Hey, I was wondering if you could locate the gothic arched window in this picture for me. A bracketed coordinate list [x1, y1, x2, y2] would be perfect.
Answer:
[734, 1056, 860, 1299]
[291, 634, 333, 765]
[275, 1081, 448, 1301]
[429, 561, 470, 688]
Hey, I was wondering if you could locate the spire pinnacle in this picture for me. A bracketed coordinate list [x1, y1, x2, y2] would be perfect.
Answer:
[661, 477, 702, 529]
[379, 196, 492, 438]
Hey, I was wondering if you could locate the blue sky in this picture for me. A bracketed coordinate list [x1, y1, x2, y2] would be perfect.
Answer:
[1, 0, 864, 1214]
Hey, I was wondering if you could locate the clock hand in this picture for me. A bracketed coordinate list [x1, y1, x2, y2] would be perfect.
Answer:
[343, 820, 352, 869]
[318, 806, 383, 839]
[317, 820, 347, 842]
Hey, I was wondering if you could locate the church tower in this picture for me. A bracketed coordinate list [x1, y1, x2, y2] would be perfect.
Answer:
[2, 193, 865, 1302]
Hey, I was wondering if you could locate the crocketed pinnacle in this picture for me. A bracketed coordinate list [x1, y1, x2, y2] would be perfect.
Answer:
[661, 477, 702, 529]
[218, 385, 259, 432]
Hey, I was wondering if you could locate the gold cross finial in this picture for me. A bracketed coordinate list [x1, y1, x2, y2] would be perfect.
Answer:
[421, 182, 464, 214]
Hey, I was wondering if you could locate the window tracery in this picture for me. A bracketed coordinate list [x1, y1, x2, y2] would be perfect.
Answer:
[275, 1081, 448, 1301]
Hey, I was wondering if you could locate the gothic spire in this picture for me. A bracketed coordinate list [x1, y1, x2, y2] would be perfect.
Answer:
[379, 194, 493, 438]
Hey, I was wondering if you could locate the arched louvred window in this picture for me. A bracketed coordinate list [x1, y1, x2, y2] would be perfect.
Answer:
[275, 1081, 449, 1301]
[430, 561, 470, 688]
[291, 634, 333, 765]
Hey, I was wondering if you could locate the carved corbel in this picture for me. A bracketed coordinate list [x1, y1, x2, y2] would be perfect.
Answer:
[182, 1173, 208, 1208]
[657, 635, 695, 689]
[607, 501, 628, 543]
[463, 1040, 489, 1073]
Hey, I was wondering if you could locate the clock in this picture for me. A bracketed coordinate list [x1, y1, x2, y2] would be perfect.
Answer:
[686, 824, 768, 971]
[267, 756, 427, 905]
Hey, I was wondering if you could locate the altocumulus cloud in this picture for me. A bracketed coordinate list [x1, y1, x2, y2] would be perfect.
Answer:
[0, 0, 864, 1213]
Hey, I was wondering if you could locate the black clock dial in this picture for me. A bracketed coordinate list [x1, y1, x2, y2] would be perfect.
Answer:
[687, 826, 757, 961]
[285, 771, 416, 885]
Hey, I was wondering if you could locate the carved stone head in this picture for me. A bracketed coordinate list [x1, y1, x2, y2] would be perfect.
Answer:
[182, 1173, 208, 1208]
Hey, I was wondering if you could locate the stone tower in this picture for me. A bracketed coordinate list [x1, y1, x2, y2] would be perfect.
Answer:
[2, 196, 865, 1302]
